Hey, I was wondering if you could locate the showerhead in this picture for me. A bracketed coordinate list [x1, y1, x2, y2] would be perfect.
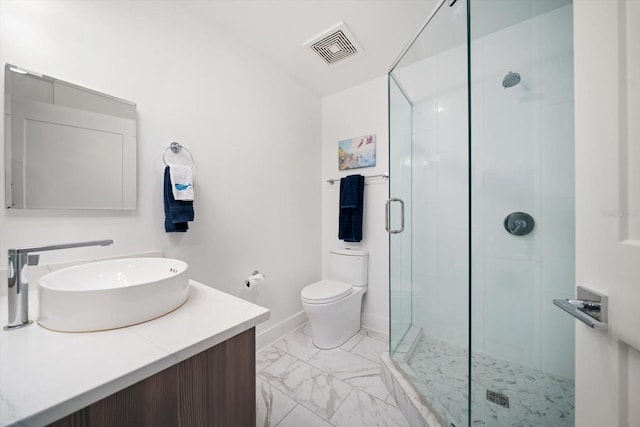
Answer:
[502, 71, 521, 89]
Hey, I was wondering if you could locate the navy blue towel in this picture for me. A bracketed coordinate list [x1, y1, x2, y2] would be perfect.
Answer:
[338, 174, 365, 242]
[164, 166, 194, 232]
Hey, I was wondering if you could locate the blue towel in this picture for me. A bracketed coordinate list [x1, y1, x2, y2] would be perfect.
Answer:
[338, 174, 365, 242]
[341, 175, 360, 209]
[164, 166, 194, 232]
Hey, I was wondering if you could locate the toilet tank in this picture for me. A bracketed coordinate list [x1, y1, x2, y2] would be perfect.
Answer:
[328, 248, 369, 286]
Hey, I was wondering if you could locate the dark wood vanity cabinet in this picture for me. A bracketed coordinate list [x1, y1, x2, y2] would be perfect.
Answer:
[48, 328, 256, 427]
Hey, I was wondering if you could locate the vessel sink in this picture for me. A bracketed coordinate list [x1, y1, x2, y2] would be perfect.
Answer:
[38, 258, 189, 332]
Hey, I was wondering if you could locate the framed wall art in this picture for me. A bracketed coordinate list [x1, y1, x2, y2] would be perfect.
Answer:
[338, 134, 376, 170]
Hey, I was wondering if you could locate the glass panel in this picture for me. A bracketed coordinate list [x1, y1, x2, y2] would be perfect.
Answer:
[469, 0, 575, 425]
[388, 76, 413, 354]
[389, 0, 470, 425]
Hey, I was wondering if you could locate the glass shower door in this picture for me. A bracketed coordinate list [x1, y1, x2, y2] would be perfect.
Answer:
[388, 1, 574, 425]
[388, 0, 470, 425]
[388, 75, 412, 354]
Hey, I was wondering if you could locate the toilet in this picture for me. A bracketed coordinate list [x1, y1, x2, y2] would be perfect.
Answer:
[301, 248, 368, 349]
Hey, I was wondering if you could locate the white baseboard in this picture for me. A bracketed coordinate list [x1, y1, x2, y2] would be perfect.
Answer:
[256, 310, 308, 351]
[255, 310, 388, 352]
[362, 312, 389, 336]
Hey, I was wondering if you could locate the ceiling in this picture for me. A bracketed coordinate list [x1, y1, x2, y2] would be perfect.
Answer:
[184, 0, 435, 97]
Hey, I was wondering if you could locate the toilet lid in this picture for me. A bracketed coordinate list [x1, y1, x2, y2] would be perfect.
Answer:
[301, 280, 353, 304]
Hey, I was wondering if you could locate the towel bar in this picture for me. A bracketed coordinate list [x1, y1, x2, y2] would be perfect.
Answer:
[163, 142, 194, 168]
[327, 173, 388, 185]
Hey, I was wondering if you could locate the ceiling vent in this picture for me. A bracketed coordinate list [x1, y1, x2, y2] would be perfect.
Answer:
[304, 23, 363, 65]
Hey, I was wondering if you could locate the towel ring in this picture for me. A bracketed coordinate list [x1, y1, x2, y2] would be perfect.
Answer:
[163, 142, 194, 168]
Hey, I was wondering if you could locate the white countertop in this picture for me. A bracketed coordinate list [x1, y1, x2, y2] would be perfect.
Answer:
[0, 281, 270, 427]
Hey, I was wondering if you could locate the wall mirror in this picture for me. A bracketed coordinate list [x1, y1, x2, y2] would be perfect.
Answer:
[4, 64, 137, 210]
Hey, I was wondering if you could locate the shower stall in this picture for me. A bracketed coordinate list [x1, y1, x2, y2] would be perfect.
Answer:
[386, 0, 575, 425]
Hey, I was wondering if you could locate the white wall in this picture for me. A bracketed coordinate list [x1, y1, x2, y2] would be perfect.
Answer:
[321, 76, 389, 333]
[393, 4, 574, 378]
[0, 1, 322, 336]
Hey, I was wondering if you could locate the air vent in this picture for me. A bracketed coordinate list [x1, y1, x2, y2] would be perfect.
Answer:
[304, 23, 363, 65]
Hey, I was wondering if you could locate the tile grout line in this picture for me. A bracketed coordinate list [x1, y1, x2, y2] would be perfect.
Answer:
[256, 347, 289, 375]
[257, 352, 346, 424]
[258, 329, 392, 426]
[259, 375, 329, 424]
[273, 403, 299, 427]
[340, 333, 365, 351]
[327, 388, 355, 425]
[303, 347, 398, 418]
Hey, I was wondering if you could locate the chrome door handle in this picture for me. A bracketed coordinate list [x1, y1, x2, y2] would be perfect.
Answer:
[385, 198, 405, 234]
[553, 285, 608, 330]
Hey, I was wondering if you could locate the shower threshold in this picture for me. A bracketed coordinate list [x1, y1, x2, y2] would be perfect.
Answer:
[383, 327, 574, 426]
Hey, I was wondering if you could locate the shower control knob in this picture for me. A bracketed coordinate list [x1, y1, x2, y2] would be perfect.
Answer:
[504, 212, 535, 236]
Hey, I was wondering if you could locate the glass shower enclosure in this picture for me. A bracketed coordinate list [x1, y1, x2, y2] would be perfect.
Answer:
[388, 0, 575, 425]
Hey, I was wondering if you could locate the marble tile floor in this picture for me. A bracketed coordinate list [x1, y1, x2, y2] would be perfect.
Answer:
[398, 334, 575, 427]
[256, 323, 408, 427]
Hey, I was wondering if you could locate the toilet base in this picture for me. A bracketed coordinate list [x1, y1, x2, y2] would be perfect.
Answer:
[302, 287, 365, 349]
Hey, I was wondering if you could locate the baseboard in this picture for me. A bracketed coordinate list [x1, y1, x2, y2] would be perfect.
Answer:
[255, 310, 388, 352]
[362, 312, 389, 335]
[256, 310, 308, 351]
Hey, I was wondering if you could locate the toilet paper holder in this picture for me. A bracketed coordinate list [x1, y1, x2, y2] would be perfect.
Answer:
[245, 270, 265, 287]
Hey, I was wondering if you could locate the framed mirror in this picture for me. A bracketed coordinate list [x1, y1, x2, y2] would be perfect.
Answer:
[4, 64, 137, 210]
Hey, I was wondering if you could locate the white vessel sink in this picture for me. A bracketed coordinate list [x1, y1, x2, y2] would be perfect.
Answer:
[38, 258, 189, 332]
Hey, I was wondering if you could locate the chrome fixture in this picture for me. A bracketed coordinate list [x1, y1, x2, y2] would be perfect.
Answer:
[4, 239, 113, 330]
[553, 285, 608, 330]
[385, 198, 405, 234]
[326, 172, 388, 185]
[245, 270, 266, 288]
[502, 71, 521, 88]
[162, 142, 194, 168]
[504, 211, 535, 236]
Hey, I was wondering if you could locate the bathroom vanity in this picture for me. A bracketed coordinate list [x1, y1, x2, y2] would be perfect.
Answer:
[0, 281, 269, 426]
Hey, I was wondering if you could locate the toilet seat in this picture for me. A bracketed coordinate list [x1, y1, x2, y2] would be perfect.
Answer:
[301, 280, 353, 304]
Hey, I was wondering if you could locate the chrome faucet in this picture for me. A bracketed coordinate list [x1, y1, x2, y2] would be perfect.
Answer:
[4, 239, 113, 330]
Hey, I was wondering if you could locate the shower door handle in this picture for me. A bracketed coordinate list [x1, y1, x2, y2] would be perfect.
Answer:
[385, 198, 405, 234]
